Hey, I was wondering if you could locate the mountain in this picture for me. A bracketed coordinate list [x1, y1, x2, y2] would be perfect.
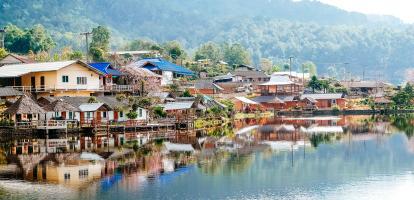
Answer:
[0, 0, 412, 83]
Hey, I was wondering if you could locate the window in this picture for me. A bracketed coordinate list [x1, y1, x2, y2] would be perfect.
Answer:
[119, 111, 124, 118]
[77, 77, 87, 85]
[102, 112, 107, 118]
[332, 99, 337, 104]
[64, 173, 70, 180]
[86, 112, 91, 119]
[79, 169, 88, 179]
[62, 76, 69, 83]
[138, 109, 142, 117]
[68, 112, 73, 119]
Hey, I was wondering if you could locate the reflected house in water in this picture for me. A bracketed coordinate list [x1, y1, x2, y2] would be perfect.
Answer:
[24, 156, 104, 187]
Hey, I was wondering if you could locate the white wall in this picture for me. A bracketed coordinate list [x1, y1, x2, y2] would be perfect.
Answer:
[56, 63, 102, 90]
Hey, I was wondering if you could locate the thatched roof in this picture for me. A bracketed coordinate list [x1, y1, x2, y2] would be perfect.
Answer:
[4, 95, 45, 115]
[43, 99, 80, 112]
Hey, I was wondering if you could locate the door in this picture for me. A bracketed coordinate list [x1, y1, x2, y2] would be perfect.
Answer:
[40, 76, 45, 91]
[61, 111, 66, 120]
[80, 112, 85, 124]
[114, 111, 118, 122]
[31, 76, 35, 91]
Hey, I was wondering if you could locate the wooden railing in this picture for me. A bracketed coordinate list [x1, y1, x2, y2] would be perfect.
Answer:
[103, 85, 134, 92]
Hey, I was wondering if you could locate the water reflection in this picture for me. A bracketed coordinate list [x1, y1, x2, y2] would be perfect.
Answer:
[1, 115, 414, 199]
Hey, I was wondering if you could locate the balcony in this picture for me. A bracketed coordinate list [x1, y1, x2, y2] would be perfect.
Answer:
[8, 84, 135, 93]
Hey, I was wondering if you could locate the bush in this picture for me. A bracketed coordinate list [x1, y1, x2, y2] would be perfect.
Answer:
[126, 111, 138, 119]
[153, 106, 167, 118]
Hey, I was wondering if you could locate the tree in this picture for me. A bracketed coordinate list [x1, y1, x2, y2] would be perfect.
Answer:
[125, 39, 162, 52]
[392, 84, 414, 109]
[4, 24, 54, 54]
[70, 51, 83, 60]
[88, 96, 98, 103]
[308, 75, 322, 93]
[163, 40, 186, 61]
[90, 26, 110, 62]
[222, 43, 251, 66]
[194, 42, 222, 62]
[126, 111, 138, 120]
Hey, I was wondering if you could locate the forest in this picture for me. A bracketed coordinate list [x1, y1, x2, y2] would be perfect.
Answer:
[1, 0, 414, 82]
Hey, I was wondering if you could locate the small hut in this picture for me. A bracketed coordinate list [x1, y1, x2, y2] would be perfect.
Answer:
[4, 95, 45, 123]
[42, 99, 80, 120]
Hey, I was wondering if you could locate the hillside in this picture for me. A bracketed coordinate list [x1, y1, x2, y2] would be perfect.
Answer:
[0, 0, 413, 82]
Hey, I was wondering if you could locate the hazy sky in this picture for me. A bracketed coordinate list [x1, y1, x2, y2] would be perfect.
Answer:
[318, 0, 414, 23]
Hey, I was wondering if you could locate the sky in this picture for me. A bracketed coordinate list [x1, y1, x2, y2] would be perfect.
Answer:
[318, 0, 414, 23]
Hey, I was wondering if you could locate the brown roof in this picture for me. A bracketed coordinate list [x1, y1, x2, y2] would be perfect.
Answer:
[43, 99, 80, 112]
[4, 95, 45, 115]
[0, 54, 34, 65]
[231, 70, 268, 79]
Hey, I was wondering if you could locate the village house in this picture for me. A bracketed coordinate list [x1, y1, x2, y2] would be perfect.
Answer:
[251, 95, 298, 110]
[340, 80, 392, 97]
[0, 53, 34, 66]
[187, 80, 224, 95]
[0, 60, 105, 97]
[88, 62, 126, 93]
[233, 97, 262, 112]
[4, 95, 45, 124]
[299, 93, 346, 110]
[36, 96, 149, 123]
[128, 58, 195, 86]
[258, 75, 302, 96]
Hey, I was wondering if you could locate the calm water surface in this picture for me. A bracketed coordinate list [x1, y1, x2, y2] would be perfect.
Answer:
[1, 115, 414, 200]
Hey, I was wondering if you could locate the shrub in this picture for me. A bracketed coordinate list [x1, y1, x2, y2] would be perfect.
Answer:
[126, 111, 138, 119]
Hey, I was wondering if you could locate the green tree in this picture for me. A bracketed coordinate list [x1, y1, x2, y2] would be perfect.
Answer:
[70, 51, 83, 60]
[181, 89, 193, 97]
[194, 42, 222, 62]
[163, 40, 186, 61]
[308, 75, 322, 93]
[90, 26, 110, 62]
[4, 24, 54, 54]
[222, 43, 251, 66]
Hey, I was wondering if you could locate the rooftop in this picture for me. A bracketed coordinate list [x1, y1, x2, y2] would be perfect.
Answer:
[89, 62, 123, 76]
[129, 58, 194, 76]
[0, 60, 103, 78]
[0, 87, 23, 97]
[162, 101, 195, 111]
[300, 93, 344, 100]
[231, 70, 268, 79]
[260, 75, 295, 86]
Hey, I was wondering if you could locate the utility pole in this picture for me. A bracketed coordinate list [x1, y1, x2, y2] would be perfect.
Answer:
[289, 56, 294, 77]
[0, 27, 6, 49]
[80, 31, 92, 62]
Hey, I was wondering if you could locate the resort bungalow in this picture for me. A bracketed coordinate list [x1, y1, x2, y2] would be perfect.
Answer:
[78, 103, 112, 124]
[300, 93, 346, 110]
[128, 58, 195, 86]
[4, 95, 45, 124]
[41, 99, 80, 121]
[162, 101, 197, 118]
[59, 96, 148, 122]
[0, 60, 105, 97]
[258, 75, 302, 96]
[251, 95, 297, 110]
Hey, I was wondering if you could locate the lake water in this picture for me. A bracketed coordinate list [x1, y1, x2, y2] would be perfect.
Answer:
[1, 115, 414, 200]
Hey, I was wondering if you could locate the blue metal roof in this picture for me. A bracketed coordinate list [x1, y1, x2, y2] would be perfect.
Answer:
[89, 62, 123, 76]
[132, 58, 195, 76]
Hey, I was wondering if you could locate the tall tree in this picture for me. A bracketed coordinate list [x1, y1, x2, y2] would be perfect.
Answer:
[308, 75, 322, 93]
[163, 40, 186, 61]
[90, 25, 110, 62]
